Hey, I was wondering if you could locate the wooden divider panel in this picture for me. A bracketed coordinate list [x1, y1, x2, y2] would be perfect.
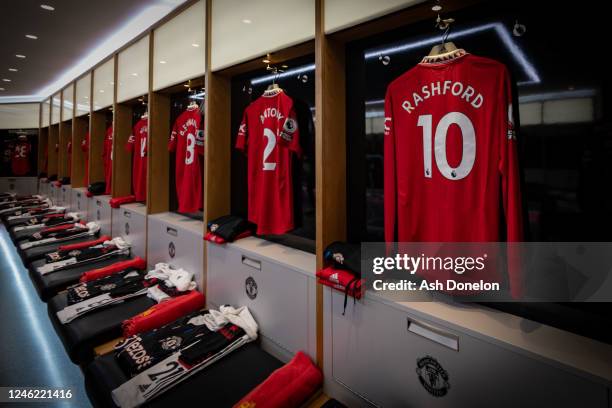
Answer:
[112, 103, 133, 198]
[88, 112, 106, 184]
[72, 116, 88, 188]
[48, 125, 59, 177]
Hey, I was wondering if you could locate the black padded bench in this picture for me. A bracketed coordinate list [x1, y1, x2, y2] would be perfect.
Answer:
[85, 342, 282, 408]
[48, 293, 156, 365]
[28, 255, 132, 302]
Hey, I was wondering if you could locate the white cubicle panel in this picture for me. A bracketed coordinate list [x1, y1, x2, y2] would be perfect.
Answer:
[92, 58, 115, 111]
[75, 74, 91, 117]
[211, 0, 315, 71]
[0, 103, 40, 129]
[324, 0, 425, 33]
[117, 35, 149, 103]
[62, 84, 74, 121]
[51, 92, 61, 125]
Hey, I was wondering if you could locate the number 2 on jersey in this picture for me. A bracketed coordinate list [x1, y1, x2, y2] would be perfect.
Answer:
[262, 127, 277, 171]
[418, 112, 476, 180]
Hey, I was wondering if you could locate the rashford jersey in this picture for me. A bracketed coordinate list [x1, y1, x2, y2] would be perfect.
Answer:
[12, 140, 31, 176]
[236, 90, 301, 235]
[384, 53, 524, 293]
[102, 126, 113, 194]
[82, 133, 89, 186]
[126, 118, 148, 201]
[169, 107, 203, 213]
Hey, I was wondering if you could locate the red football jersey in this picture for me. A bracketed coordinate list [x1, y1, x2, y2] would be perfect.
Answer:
[82, 132, 89, 186]
[12, 140, 31, 176]
[102, 126, 113, 195]
[384, 53, 524, 291]
[169, 107, 204, 213]
[236, 90, 301, 235]
[126, 118, 148, 201]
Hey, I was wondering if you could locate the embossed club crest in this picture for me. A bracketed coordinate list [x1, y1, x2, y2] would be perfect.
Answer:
[416, 356, 450, 397]
[245, 277, 257, 300]
[168, 242, 176, 258]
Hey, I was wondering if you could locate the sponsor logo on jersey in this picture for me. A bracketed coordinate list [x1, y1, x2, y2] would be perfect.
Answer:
[416, 356, 450, 397]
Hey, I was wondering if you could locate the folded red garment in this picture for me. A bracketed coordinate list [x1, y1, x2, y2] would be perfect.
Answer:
[316, 266, 363, 299]
[233, 351, 322, 408]
[41, 223, 75, 234]
[86, 191, 93, 198]
[43, 213, 65, 219]
[53, 181, 62, 187]
[204, 229, 252, 244]
[79, 256, 146, 282]
[59, 235, 111, 252]
[109, 195, 137, 208]
[122, 291, 205, 337]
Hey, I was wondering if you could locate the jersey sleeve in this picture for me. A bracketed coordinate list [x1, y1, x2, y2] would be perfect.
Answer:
[196, 127, 204, 156]
[168, 120, 178, 152]
[235, 112, 248, 151]
[383, 89, 396, 244]
[498, 68, 525, 298]
[279, 107, 301, 156]
[81, 134, 89, 152]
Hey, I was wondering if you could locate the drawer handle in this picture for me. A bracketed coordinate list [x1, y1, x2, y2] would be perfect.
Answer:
[241, 256, 261, 270]
[407, 317, 459, 351]
[166, 227, 178, 236]
[124, 211, 131, 218]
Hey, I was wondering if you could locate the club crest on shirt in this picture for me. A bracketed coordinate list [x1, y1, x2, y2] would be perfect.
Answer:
[210, 223, 219, 232]
[160, 335, 182, 351]
[416, 356, 450, 397]
[332, 252, 345, 264]
[68, 250, 81, 257]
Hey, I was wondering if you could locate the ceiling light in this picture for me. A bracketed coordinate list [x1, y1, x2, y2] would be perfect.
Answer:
[40, 4, 55, 11]
[8, 68, 18, 72]
[191, 43, 200, 47]
[0, 88, 5, 91]
[25, 34, 38, 40]
[159, 60, 167, 64]
[242, 19, 252, 24]
[99, 89, 105, 93]
[262, 59, 270, 64]
[84, 96, 88, 99]
[131, 72, 138, 77]
[183, 83, 190, 87]
[15, 54, 26, 59]
[2, 79, 11, 82]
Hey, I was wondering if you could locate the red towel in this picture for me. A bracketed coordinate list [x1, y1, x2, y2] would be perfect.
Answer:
[122, 291, 205, 337]
[58, 235, 111, 252]
[79, 257, 147, 282]
[41, 223, 75, 234]
[316, 266, 363, 299]
[233, 351, 322, 408]
[109, 195, 137, 208]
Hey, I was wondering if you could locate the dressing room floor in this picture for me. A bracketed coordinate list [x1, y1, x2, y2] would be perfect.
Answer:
[0, 225, 91, 407]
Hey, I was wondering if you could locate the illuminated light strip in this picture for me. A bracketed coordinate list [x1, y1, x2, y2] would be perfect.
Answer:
[250, 63, 316, 86]
[364, 22, 540, 85]
[0, 230, 64, 386]
[0, 0, 187, 104]
[519, 89, 596, 103]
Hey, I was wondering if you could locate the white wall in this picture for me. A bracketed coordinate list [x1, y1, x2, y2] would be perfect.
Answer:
[117, 35, 150, 103]
[75, 74, 91, 117]
[93, 58, 115, 111]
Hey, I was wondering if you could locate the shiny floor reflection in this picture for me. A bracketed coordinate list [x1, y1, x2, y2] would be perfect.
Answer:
[0, 225, 91, 407]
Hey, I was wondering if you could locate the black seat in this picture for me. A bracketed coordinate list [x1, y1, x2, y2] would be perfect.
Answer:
[28, 255, 132, 302]
[48, 293, 156, 365]
[85, 342, 283, 408]
[18, 234, 100, 263]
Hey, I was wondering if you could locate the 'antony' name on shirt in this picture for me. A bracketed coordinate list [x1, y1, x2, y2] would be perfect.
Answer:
[401, 80, 484, 114]
[260, 107, 284, 124]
